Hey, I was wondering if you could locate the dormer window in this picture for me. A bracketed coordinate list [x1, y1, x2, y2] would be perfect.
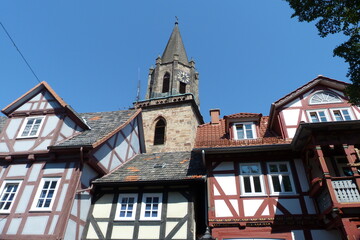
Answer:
[309, 91, 342, 105]
[18, 117, 44, 138]
[233, 122, 256, 140]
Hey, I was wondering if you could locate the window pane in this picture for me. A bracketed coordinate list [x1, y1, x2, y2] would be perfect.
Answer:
[253, 176, 262, 192]
[310, 112, 319, 122]
[272, 176, 281, 192]
[342, 110, 351, 120]
[333, 110, 343, 121]
[319, 111, 327, 122]
[269, 164, 278, 173]
[250, 165, 260, 173]
[243, 177, 251, 193]
[283, 176, 293, 192]
[236, 125, 244, 139]
[279, 164, 288, 172]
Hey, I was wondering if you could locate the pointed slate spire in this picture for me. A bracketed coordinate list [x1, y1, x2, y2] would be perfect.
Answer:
[161, 21, 189, 65]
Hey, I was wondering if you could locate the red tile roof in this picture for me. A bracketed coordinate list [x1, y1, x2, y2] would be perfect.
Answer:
[195, 115, 290, 148]
[225, 113, 261, 119]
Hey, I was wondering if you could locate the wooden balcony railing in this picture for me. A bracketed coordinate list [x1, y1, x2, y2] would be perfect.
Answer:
[331, 179, 360, 203]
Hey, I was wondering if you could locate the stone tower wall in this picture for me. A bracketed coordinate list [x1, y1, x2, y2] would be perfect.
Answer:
[141, 102, 201, 153]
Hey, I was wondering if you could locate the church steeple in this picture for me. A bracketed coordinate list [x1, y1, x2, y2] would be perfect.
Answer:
[144, 22, 200, 106]
[161, 22, 189, 65]
[134, 22, 203, 154]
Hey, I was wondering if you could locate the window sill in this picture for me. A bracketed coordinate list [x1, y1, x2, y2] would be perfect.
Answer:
[240, 194, 267, 198]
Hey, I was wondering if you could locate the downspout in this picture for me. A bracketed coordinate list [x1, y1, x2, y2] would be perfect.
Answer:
[200, 149, 215, 240]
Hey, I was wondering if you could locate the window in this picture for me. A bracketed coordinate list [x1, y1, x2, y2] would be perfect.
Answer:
[18, 117, 44, 138]
[31, 178, 60, 211]
[233, 122, 256, 140]
[309, 91, 342, 105]
[0, 180, 21, 213]
[331, 109, 352, 121]
[140, 193, 162, 220]
[334, 157, 353, 177]
[115, 194, 138, 220]
[267, 162, 295, 195]
[179, 82, 186, 94]
[239, 163, 265, 195]
[162, 72, 170, 93]
[308, 110, 328, 122]
[154, 119, 166, 145]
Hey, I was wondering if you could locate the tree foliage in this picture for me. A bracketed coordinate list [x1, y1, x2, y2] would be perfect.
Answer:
[285, 0, 360, 104]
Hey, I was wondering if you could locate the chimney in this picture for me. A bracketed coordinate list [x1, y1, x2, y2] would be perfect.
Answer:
[210, 109, 220, 124]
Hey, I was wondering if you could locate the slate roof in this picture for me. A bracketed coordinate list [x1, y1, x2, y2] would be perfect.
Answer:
[161, 23, 189, 65]
[94, 151, 206, 184]
[52, 109, 139, 148]
[195, 115, 289, 148]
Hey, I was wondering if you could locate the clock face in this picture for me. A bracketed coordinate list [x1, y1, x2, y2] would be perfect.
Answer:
[176, 70, 190, 84]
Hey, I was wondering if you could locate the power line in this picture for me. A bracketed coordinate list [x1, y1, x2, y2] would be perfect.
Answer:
[0, 21, 41, 83]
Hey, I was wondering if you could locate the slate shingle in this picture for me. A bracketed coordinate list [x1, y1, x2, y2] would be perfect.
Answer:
[94, 151, 206, 184]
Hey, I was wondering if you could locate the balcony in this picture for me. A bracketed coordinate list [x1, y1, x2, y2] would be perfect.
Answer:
[332, 179, 360, 203]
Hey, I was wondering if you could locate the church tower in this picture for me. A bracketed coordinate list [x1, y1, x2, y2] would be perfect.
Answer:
[135, 22, 203, 153]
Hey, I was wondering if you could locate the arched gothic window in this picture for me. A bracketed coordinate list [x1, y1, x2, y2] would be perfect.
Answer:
[309, 91, 342, 105]
[179, 82, 186, 94]
[154, 119, 166, 145]
[162, 73, 170, 93]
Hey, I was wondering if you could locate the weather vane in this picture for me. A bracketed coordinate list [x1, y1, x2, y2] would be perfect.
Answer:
[175, 16, 179, 24]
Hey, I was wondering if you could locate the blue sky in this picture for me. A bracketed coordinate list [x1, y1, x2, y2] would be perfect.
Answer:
[0, 1, 349, 122]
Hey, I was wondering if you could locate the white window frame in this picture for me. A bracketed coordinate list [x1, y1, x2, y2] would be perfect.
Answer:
[31, 177, 60, 211]
[17, 116, 44, 138]
[233, 122, 257, 140]
[0, 180, 22, 213]
[115, 193, 138, 221]
[307, 109, 329, 123]
[239, 163, 265, 196]
[309, 90, 342, 105]
[140, 193, 162, 221]
[330, 108, 353, 121]
[267, 162, 296, 195]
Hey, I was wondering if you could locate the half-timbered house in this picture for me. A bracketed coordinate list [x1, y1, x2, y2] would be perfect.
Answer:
[83, 151, 206, 240]
[0, 81, 145, 239]
[195, 76, 360, 240]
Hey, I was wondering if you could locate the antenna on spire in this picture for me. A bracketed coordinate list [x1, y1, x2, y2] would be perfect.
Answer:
[175, 16, 179, 25]
[136, 67, 141, 103]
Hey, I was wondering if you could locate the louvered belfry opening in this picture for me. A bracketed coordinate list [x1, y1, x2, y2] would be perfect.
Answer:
[162, 73, 170, 93]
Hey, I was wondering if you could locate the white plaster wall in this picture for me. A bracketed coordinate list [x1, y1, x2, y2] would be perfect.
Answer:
[287, 128, 297, 138]
[97, 222, 108, 238]
[44, 163, 66, 174]
[13, 140, 35, 152]
[138, 225, 160, 239]
[41, 115, 58, 137]
[111, 226, 134, 239]
[56, 183, 68, 211]
[282, 109, 300, 126]
[169, 221, 188, 239]
[60, 117, 77, 138]
[28, 164, 43, 182]
[352, 106, 360, 119]
[7, 218, 21, 234]
[64, 219, 76, 240]
[292, 230, 305, 240]
[22, 216, 49, 234]
[304, 196, 317, 214]
[276, 199, 302, 214]
[15, 185, 34, 213]
[243, 199, 263, 216]
[284, 98, 302, 108]
[94, 144, 112, 169]
[86, 224, 98, 239]
[5, 118, 22, 139]
[0, 143, 9, 152]
[167, 192, 187, 218]
[214, 200, 233, 217]
[81, 163, 98, 187]
[214, 174, 237, 195]
[48, 215, 59, 234]
[7, 164, 28, 177]
[311, 230, 341, 240]
[294, 158, 309, 192]
[92, 194, 113, 218]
